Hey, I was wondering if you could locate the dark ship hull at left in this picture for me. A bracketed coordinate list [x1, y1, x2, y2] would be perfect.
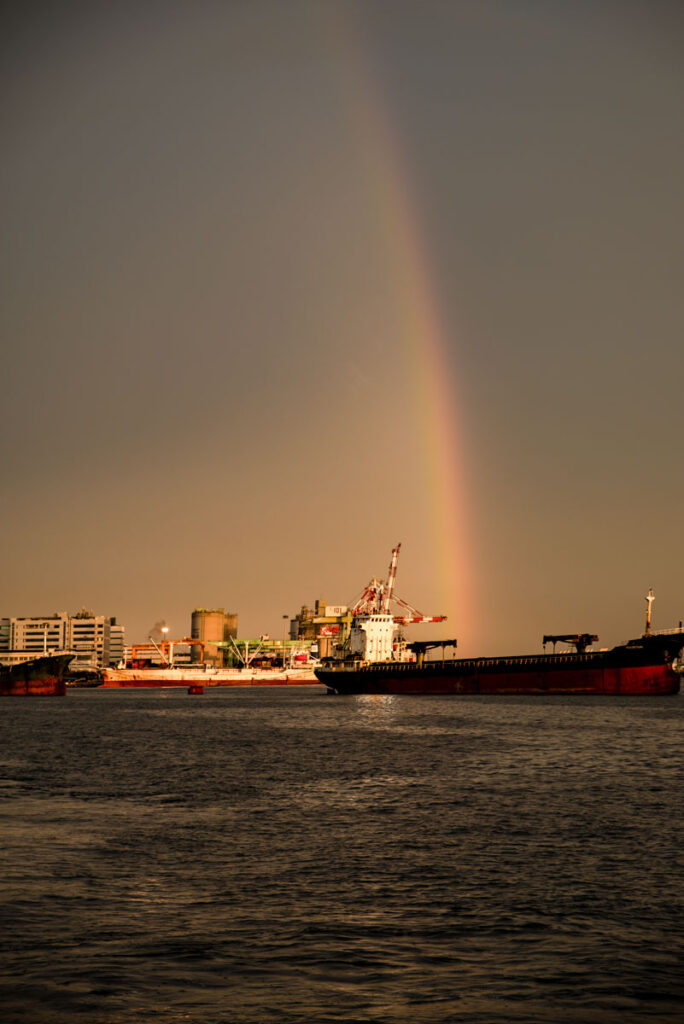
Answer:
[0, 654, 72, 696]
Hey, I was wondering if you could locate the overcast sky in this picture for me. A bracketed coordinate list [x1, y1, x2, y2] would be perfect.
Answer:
[2, 1, 683, 655]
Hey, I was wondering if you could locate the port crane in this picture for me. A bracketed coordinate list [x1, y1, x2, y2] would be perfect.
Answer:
[350, 543, 447, 626]
[131, 636, 206, 666]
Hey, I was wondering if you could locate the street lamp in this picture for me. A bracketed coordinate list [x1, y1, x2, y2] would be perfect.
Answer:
[282, 615, 289, 669]
[161, 625, 169, 666]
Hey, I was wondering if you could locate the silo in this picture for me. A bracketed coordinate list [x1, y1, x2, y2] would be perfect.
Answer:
[223, 613, 238, 643]
[191, 608, 225, 666]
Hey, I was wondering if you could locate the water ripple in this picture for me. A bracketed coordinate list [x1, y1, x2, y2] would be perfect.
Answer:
[0, 691, 682, 1022]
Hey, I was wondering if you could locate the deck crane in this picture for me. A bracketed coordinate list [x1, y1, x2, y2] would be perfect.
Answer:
[350, 543, 447, 626]
[131, 636, 207, 667]
[381, 543, 401, 613]
[351, 577, 385, 616]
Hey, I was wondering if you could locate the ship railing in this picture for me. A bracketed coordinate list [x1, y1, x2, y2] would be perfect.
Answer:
[649, 627, 684, 636]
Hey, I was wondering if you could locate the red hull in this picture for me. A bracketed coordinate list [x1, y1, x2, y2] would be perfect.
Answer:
[0, 676, 67, 696]
[100, 675, 322, 688]
[317, 655, 682, 697]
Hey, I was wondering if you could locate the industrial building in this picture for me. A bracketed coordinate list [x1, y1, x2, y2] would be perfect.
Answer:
[120, 609, 239, 668]
[0, 610, 125, 669]
[289, 600, 350, 658]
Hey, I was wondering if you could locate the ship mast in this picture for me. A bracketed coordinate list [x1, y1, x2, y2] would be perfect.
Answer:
[644, 588, 655, 636]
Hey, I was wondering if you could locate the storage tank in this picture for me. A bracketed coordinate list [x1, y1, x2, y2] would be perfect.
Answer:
[191, 609, 225, 666]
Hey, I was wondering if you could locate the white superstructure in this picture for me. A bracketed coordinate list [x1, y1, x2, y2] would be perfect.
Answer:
[342, 545, 446, 665]
[349, 614, 412, 664]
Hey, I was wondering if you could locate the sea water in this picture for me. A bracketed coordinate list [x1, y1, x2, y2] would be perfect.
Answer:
[0, 688, 682, 1023]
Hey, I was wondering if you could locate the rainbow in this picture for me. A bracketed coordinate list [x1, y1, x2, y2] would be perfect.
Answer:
[321, 9, 473, 640]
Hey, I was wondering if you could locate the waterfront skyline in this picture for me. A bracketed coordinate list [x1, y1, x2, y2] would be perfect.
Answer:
[2, 2, 683, 655]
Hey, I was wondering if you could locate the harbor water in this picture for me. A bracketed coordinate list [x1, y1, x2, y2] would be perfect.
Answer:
[1, 688, 682, 1023]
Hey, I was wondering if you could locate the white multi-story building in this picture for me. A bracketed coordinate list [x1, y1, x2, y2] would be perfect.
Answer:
[0, 611, 125, 669]
[108, 624, 125, 667]
[8, 613, 69, 654]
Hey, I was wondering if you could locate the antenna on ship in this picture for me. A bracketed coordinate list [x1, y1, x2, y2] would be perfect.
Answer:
[644, 588, 655, 636]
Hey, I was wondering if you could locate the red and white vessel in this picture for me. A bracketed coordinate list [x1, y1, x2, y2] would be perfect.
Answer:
[99, 635, 320, 688]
